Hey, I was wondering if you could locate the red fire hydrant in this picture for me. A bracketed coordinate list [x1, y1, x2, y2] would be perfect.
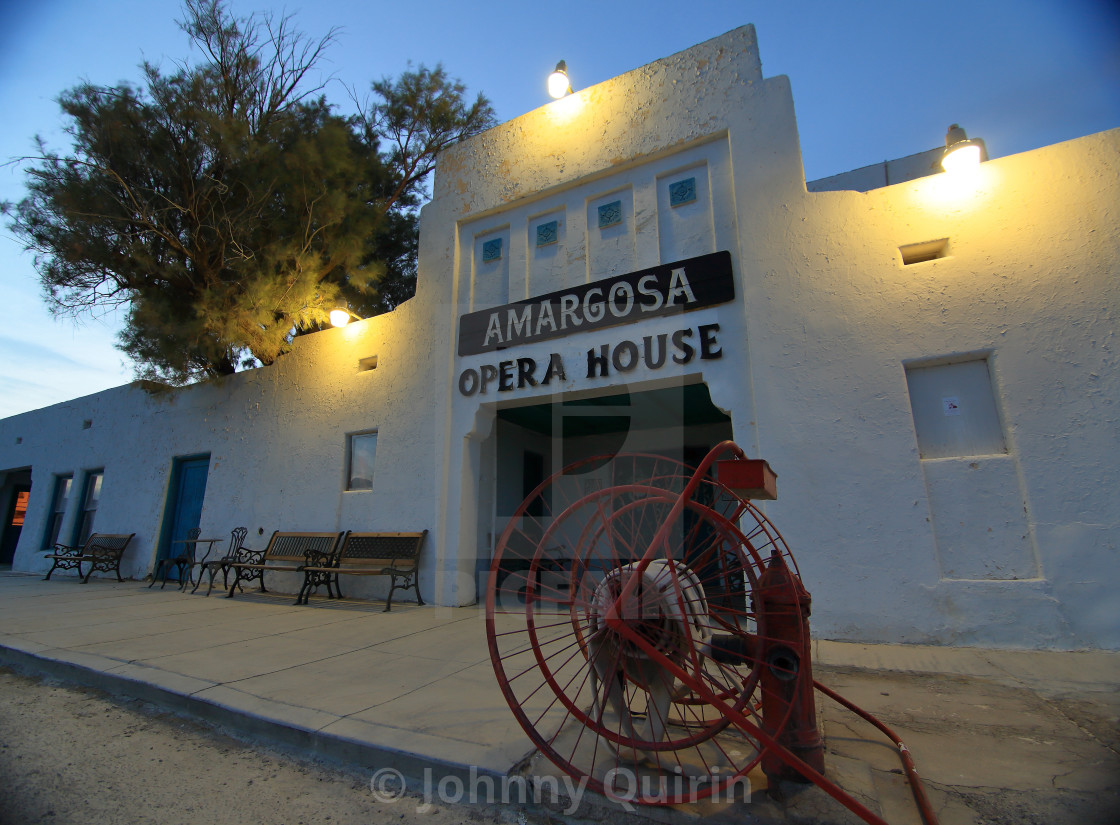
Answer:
[755, 547, 825, 784]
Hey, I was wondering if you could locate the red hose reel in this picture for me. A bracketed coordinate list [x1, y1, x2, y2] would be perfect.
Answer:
[485, 441, 938, 825]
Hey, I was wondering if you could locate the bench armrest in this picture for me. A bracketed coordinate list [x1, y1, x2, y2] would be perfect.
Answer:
[301, 549, 335, 569]
[88, 542, 122, 558]
[234, 548, 264, 565]
[49, 543, 82, 556]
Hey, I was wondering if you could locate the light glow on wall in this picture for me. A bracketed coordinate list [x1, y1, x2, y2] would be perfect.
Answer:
[912, 161, 997, 214]
[544, 89, 586, 125]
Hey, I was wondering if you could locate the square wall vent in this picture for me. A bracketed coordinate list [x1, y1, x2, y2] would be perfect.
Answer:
[900, 238, 949, 265]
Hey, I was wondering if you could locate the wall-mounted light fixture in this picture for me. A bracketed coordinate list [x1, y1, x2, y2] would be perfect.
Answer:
[548, 60, 572, 99]
[330, 308, 360, 328]
[940, 124, 988, 172]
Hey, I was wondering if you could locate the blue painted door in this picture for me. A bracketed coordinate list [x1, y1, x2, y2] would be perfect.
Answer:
[158, 457, 210, 579]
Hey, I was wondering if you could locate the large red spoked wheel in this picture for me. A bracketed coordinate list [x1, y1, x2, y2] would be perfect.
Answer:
[485, 444, 806, 805]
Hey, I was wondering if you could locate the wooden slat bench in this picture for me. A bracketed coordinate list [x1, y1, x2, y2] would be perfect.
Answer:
[226, 531, 344, 599]
[44, 532, 136, 583]
[296, 530, 427, 611]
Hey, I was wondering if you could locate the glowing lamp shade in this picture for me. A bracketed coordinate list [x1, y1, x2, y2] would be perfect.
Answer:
[941, 142, 982, 172]
[329, 308, 351, 328]
[548, 60, 571, 99]
[940, 124, 986, 172]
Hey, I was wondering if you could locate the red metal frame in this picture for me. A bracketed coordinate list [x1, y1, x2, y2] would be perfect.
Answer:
[485, 442, 935, 824]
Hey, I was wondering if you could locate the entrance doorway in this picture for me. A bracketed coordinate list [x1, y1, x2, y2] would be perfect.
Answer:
[478, 382, 733, 595]
[0, 474, 32, 566]
[155, 455, 211, 580]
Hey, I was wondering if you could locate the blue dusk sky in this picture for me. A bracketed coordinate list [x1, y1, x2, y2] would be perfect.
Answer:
[1, 0, 1117, 419]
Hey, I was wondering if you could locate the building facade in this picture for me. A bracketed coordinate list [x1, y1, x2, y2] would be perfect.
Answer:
[1, 26, 1116, 650]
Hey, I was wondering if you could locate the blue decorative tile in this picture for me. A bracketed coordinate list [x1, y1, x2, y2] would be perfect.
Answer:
[669, 177, 697, 207]
[482, 238, 502, 262]
[536, 220, 559, 247]
[598, 200, 622, 229]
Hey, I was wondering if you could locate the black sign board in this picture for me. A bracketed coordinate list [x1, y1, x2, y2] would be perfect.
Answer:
[458, 250, 734, 356]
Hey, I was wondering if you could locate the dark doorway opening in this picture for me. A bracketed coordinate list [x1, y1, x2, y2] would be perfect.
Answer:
[1, 482, 31, 566]
[479, 381, 734, 598]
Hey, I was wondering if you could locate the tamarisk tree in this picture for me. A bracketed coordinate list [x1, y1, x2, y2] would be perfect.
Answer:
[5, 0, 493, 384]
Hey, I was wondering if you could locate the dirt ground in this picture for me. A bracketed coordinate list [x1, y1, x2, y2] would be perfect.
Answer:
[0, 668, 538, 825]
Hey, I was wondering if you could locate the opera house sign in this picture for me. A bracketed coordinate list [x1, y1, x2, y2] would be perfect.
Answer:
[456, 251, 735, 396]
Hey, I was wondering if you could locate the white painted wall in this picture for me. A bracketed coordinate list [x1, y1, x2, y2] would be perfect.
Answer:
[744, 132, 1120, 649]
[1, 296, 441, 602]
[1, 25, 1116, 649]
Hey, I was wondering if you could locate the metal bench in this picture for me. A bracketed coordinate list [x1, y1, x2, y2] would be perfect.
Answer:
[226, 531, 344, 598]
[44, 532, 136, 583]
[297, 530, 427, 611]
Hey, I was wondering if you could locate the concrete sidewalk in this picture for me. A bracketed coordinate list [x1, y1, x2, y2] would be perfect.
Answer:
[1, 571, 1117, 824]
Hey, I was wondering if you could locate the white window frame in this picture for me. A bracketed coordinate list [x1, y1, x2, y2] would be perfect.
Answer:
[346, 431, 378, 492]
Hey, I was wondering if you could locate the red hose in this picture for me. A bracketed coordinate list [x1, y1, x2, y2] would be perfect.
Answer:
[813, 679, 941, 825]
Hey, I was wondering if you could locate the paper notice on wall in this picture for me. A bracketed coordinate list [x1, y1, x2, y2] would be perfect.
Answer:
[942, 397, 962, 416]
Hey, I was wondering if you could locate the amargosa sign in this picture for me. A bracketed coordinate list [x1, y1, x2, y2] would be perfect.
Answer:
[457, 251, 735, 356]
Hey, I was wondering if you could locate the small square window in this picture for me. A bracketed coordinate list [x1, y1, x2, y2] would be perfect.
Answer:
[347, 432, 378, 491]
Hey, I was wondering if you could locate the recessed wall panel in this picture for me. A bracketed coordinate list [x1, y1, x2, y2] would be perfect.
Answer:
[906, 359, 1006, 459]
[471, 229, 510, 310]
[527, 210, 567, 298]
[587, 188, 636, 280]
[906, 356, 1037, 580]
[657, 164, 714, 263]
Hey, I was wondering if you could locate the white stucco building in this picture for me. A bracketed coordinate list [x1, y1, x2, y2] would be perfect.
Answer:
[1, 26, 1116, 650]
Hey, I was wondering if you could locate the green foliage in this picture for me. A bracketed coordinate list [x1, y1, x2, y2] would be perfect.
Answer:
[5, 0, 494, 385]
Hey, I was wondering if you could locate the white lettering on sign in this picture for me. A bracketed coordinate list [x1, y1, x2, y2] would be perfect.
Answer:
[560, 294, 581, 330]
[535, 302, 557, 336]
[483, 313, 503, 347]
[637, 274, 663, 312]
[481, 271, 697, 345]
[583, 288, 605, 323]
[666, 268, 697, 306]
[508, 305, 532, 341]
[458, 251, 734, 356]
